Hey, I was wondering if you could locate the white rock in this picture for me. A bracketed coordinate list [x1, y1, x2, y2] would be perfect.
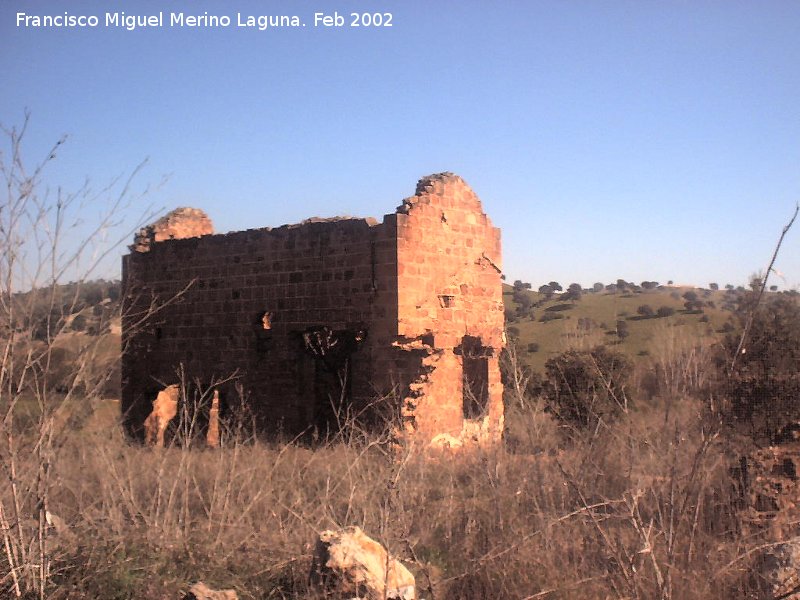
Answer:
[310, 526, 416, 600]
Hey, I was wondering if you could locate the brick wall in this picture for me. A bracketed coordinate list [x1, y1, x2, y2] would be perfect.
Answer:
[391, 174, 505, 442]
[121, 173, 504, 445]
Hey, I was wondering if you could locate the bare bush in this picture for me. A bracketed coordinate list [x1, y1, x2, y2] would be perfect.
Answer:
[645, 323, 717, 403]
[0, 115, 156, 597]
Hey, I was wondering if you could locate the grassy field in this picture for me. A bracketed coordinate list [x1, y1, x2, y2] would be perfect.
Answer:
[503, 284, 737, 372]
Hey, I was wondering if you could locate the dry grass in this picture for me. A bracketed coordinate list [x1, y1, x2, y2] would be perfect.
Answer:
[0, 390, 761, 600]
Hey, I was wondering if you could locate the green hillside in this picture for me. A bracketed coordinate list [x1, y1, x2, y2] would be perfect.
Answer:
[503, 282, 741, 372]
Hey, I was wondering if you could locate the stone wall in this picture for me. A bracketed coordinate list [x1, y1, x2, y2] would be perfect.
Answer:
[121, 174, 504, 444]
[390, 174, 504, 442]
[132, 207, 214, 253]
[739, 436, 800, 596]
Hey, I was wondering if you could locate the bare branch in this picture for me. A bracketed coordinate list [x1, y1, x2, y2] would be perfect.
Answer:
[730, 203, 799, 371]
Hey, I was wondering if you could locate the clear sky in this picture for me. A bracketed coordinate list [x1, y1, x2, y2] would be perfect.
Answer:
[2, 1, 799, 290]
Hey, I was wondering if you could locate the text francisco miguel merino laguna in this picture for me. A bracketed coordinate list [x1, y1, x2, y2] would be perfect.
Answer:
[16, 12, 315, 31]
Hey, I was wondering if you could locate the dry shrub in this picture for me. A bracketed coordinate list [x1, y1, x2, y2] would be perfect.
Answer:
[559, 317, 607, 352]
[503, 397, 562, 455]
[640, 322, 718, 402]
[0, 116, 161, 599]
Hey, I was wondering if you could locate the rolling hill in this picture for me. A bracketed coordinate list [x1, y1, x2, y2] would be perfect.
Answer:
[502, 282, 744, 372]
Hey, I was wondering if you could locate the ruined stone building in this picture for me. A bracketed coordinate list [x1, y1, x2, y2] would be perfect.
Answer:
[121, 173, 505, 444]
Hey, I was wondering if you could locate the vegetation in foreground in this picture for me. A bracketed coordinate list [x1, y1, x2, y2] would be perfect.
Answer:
[0, 391, 759, 599]
[2, 284, 798, 599]
[2, 118, 798, 598]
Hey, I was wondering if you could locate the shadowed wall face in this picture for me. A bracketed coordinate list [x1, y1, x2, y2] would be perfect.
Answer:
[121, 174, 503, 444]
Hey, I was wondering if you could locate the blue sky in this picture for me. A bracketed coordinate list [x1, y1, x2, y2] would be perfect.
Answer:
[2, 1, 799, 289]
